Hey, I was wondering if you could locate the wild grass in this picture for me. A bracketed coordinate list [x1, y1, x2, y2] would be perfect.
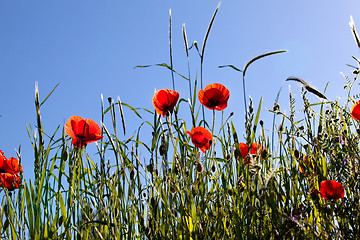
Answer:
[1, 4, 360, 240]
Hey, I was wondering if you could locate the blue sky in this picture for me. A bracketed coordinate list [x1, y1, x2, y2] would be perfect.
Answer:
[1, 0, 360, 181]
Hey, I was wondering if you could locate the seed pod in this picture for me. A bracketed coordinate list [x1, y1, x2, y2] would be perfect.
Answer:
[130, 169, 135, 180]
[159, 144, 167, 156]
[294, 149, 300, 159]
[146, 164, 153, 173]
[196, 162, 204, 174]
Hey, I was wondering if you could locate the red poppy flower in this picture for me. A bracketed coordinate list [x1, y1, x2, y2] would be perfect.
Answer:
[152, 89, 179, 117]
[0, 151, 23, 174]
[198, 83, 229, 110]
[319, 180, 344, 200]
[351, 100, 360, 120]
[186, 127, 212, 153]
[65, 116, 103, 148]
[237, 142, 263, 165]
[0, 173, 21, 191]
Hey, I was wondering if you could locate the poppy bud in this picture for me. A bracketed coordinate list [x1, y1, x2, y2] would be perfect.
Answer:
[159, 145, 167, 156]
[146, 164, 153, 173]
[294, 150, 300, 159]
[196, 162, 203, 174]
[130, 169, 135, 180]
[278, 125, 283, 132]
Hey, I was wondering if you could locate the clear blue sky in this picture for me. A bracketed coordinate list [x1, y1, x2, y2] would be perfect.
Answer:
[1, 0, 360, 181]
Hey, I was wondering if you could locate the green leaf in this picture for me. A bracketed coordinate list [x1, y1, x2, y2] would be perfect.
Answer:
[243, 50, 287, 77]
[40, 83, 60, 107]
[251, 97, 262, 143]
[218, 65, 242, 72]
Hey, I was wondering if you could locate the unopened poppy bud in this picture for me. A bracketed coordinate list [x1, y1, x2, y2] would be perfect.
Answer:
[259, 120, 264, 126]
[227, 189, 233, 196]
[196, 162, 203, 174]
[146, 163, 153, 173]
[107, 97, 112, 104]
[278, 125, 283, 132]
[294, 149, 300, 159]
[130, 169, 135, 180]
[159, 145, 167, 156]
[273, 103, 280, 111]
[261, 149, 268, 159]
[61, 150, 68, 161]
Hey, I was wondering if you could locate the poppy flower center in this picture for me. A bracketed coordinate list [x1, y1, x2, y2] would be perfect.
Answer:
[205, 89, 223, 108]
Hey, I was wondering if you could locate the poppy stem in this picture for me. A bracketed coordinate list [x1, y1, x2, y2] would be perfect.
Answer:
[201, 62, 206, 127]
[212, 109, 216, 136]
[242, 74, 248, 126]
[169, 9, 175, 91]
[166, 115, 177, 150]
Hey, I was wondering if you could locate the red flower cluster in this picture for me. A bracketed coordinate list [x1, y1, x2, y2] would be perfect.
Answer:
[187, 127, 212, 153]
[65, 116, 103, 148]
[153, 84, 228, 154]
[0, 150, 23, 191]
[319, 180, 344, 201]
[152, 89, 179, 117]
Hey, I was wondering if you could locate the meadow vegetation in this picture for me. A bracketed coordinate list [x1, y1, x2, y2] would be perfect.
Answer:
[1, 5, 360, 239]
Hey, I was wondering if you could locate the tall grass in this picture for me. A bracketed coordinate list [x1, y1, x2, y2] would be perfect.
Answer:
[1, 5, 360, 240]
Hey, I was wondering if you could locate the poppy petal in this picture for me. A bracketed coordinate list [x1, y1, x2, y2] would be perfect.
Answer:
[351, 100, 360, 120]
[65, 116, 83, 138]
[0, 173, 21, 191]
